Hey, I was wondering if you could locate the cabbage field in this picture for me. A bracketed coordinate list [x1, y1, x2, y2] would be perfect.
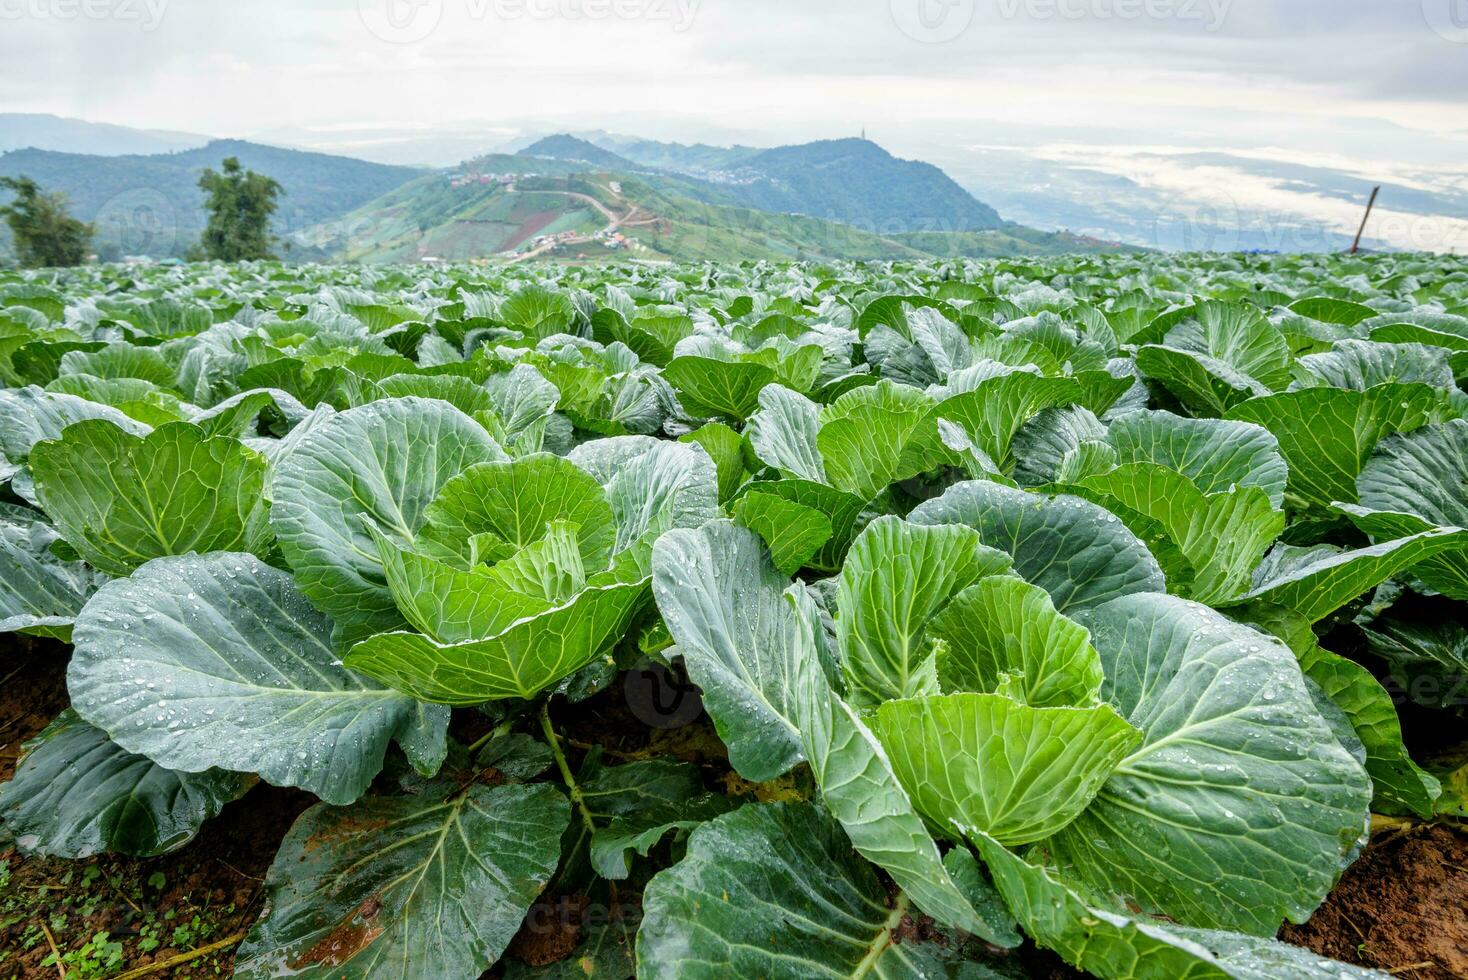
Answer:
[2, 252, 1467, 978]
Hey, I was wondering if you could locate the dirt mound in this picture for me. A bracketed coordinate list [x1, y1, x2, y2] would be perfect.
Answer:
[1284, 824, 1468, 978]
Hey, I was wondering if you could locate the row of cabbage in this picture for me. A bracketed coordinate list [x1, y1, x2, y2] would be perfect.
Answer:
[0, 252, 1465, 978]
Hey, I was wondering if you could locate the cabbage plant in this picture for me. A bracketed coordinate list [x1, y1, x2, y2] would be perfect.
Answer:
[4, 252, 1465, 979]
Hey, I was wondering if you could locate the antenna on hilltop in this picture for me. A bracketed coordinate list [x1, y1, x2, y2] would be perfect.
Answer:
[861, 127, 867, 140]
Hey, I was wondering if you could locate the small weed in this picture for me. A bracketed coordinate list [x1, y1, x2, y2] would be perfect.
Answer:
[41, 931, 125, 979]
[171, 912, 202, 948]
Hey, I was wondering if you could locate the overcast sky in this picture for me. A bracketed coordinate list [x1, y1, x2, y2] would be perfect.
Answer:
[3, 0, 1467, 249]
[2, 0, 1463, 149]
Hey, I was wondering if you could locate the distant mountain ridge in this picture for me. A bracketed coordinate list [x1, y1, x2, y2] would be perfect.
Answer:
[1, 121, 1132, 263]
[589, 135, 759, 176]
[583, 134, 1005, 234]
[0, 113, 211, 157]
[518, 135, 643, 172]
[297, 150, 1131, 264]
[752, 138, 1002, 232]
[0, 139, 421, 259]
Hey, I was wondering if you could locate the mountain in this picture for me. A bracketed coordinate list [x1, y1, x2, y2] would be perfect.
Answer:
[2, 123, 1129, 263]
[296, 170, 912, 263]
[0, 140, 421, 259]
[594, 136, 1005, 234]
[518, 135, 642, 171]
[0, 113, 210, 157]
[248, 123, 518, 168]
[587, 135, 758, 177]
[296, 156, 1131, 264]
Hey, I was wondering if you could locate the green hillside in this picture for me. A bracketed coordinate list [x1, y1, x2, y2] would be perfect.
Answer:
[298, 163, 1131, 264]
[598, 135, 1006, 233]
[591, 134, 759, 175]
[3, 133, 1128, 265]
[295, 169, 919, 263]
[724, 138, 1005, 232]
[526, 135, 1007, 234]
[294, 172, 608, 262]
[0, 139, 420, 260]
[517, 135, 643, 171]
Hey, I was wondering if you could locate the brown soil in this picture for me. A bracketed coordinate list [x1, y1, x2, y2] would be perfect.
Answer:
[507, 894, 591, 967]
[1, 784, 311, 977]
[499, 211, 564, 253]
[0, 634, 312, 977]
[0, 635, 71, 783]
[1283, 824, 1468, 978]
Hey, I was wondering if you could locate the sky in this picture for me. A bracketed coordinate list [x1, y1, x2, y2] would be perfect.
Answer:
[2, 0, 1467, 250]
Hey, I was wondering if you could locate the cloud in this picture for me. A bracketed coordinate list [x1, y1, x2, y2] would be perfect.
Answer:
[2, 0, 1465, 251]
[4, 0, 1465, 132]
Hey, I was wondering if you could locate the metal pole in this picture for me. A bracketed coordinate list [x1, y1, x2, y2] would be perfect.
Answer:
[1350, 185, 1380, 254]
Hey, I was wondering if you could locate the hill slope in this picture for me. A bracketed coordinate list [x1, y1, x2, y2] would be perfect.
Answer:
[0, 139, 420, 259]
[588, 135, 758, 176]
[296, 169, 930, 263]
[598, 136, 1005, 233]
[518, 135, 643, 171]
[298, 160, 1129, 264]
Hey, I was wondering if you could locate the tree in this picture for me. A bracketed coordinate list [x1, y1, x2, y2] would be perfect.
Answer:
[196, 157, 284, 261]
[0, 176, 93, 268]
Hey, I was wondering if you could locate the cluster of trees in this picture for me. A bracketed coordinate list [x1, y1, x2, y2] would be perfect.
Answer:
[193, 157, 284, 263]
[0, 176, 93, 268]
[1, 156, 282, 269]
